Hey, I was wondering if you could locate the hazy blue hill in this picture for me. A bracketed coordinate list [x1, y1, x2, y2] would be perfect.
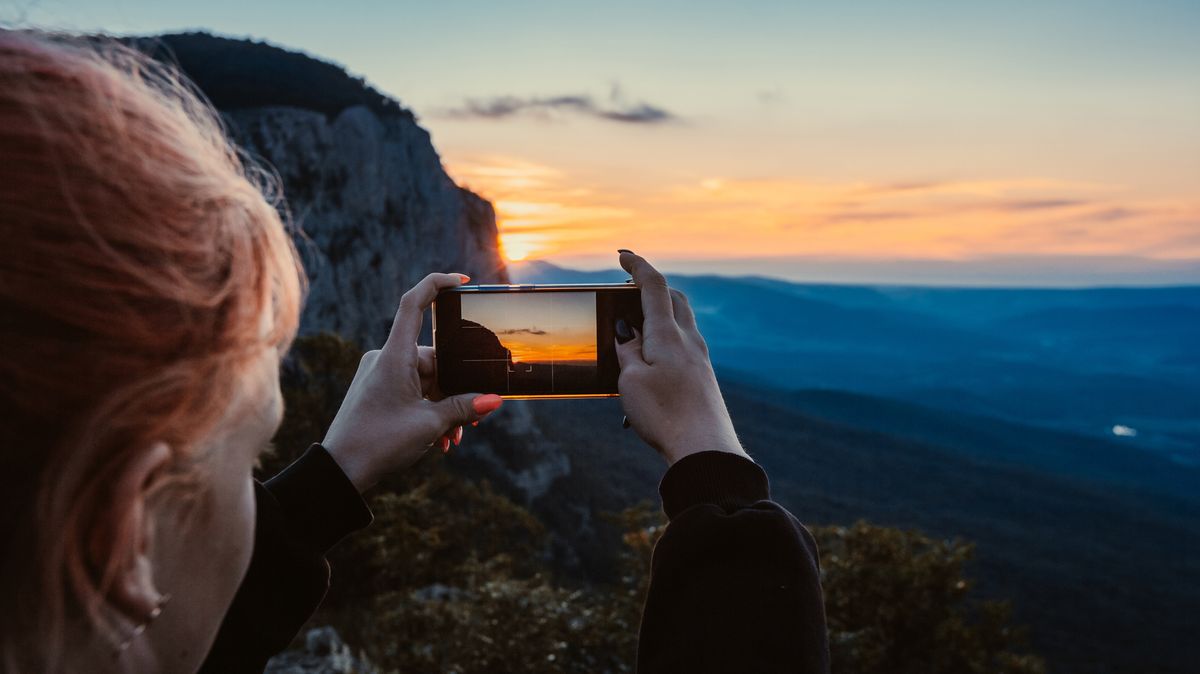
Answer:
[993, 304, 1200, 357]
[670, 274, 1017, 356]
[780, 387, 1199, 501]
[828, 284, 1200, 325]
[128, 32, 412, 119]
[511, 260, 1200, 461]
[491, 380, 1200, 673]
[715, 379, 1200, 674]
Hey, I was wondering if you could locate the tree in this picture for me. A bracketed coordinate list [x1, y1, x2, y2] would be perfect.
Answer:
[814, 521, 1046, 674]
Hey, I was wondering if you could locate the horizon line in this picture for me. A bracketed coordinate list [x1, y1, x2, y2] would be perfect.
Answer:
[510, 256, 1200, 290]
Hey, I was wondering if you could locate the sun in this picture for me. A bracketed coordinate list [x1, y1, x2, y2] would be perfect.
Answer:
[500, 234, 539, 262]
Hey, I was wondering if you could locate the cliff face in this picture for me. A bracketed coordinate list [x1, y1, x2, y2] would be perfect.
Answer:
[144, 32, 508, 349]
[224, 105, 507, 347]
[152, 32, 576, 569]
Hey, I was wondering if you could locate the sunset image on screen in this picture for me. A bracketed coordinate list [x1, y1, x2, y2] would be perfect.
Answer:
[461, 292, 597, 365]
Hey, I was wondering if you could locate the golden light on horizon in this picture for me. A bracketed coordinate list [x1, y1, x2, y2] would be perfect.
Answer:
[448, 155, 1200, 265]
[502, 337, 596, 364]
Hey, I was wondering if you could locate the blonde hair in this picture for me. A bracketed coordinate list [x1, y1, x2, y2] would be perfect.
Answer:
[0, 29, 305, 670]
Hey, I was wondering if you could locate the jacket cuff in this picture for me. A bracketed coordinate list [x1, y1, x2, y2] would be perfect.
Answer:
[659, 451, 771, 521]
[263, 444, 374, 554]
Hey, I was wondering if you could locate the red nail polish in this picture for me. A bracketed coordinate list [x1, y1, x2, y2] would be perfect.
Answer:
[471, 421, 479, 427]
[458, 274, 471, 284]
[472, 394, 503, 415]
[441, 436, 451, 453]
[453, 426, 463, 446]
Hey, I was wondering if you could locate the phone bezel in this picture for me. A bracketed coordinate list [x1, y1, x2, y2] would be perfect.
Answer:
[432, 283, 640, 400]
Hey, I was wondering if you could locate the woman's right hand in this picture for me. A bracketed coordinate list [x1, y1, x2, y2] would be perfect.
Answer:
[614, 251, 750, 466]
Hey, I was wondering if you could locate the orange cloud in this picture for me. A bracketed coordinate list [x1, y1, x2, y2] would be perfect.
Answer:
[446, 155, 1200, 264]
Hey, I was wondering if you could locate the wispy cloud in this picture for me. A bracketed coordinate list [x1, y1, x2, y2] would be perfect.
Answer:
[439, 86, 678, 124]
[1000, 198, 1091, 211]
[497, 328, 548, 336]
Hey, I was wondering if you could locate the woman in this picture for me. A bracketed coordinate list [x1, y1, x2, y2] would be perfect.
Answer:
[0, 30, 828, 673]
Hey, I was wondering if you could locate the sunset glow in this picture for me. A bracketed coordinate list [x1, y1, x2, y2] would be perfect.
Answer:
[451, 155, 1200, 269]
[461, 292, 597, 366]
[54, 0, 1200, 285]
[502, 337, 596, 365]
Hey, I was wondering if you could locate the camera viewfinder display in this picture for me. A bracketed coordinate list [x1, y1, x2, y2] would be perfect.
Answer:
[435, 286, 641, 398]
[459, 291, 597, 394]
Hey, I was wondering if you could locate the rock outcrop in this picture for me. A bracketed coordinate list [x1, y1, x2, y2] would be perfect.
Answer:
[265, 627, 377, 674]
[144, 32, 508, 349]
[225, 104, 507, 347]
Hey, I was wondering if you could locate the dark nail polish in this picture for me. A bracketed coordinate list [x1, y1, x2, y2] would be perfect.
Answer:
[617, 248, 634, 255]
[622, 415, 631, 429]
[615, 318, 633, 344]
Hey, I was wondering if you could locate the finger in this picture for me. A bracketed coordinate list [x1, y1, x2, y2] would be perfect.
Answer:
[669, 288, 699, 335]
[418, 346, 437, 395]
[384, 273, 470, 355]
[615, 326, 646, 371]
[434, 392, 503, 430]
[618, 252, 679, 341]
[418, 346, 436, 378]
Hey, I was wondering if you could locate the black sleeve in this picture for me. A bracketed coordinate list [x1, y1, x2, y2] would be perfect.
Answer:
[199, 444, 373, 674]
[637, 451, 830, 674]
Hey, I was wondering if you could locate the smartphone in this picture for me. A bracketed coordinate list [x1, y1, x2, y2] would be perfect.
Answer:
[433, 284, 644, 399]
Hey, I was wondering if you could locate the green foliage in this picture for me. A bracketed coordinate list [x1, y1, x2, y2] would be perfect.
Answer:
[325, 469, 547, 610]
[814, 522, 1046, 674]
[272, 334, 1045, 673]
[321, 467, 642, 673]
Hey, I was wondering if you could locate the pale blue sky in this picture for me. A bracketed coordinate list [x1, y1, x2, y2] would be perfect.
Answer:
[7, 0, 1199, 284]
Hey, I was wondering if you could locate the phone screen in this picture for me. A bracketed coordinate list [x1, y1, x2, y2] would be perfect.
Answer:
[433, 285, 643, 398]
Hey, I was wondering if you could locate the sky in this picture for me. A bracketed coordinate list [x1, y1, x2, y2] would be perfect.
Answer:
[462, 292, 596, 364]
[7, 0, 1200, 285]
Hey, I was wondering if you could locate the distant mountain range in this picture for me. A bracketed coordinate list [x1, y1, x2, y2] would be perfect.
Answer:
[512, 260, 1200, 467]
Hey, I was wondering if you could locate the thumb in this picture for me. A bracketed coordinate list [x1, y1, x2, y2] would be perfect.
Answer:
[615, 324, 645, 371]
[434, 393, 504, 430]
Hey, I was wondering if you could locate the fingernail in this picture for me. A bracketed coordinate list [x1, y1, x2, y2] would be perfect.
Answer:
[471, 421, 479, 427]
[458, 274, 471, 284]
[617, 249, 634, 255]
[615, 318, 633, 344]
[472, 394, 503, 415]
[622, 415, 631, 429]
[453, 426, 463, 446]
[441, 436, 451, 453]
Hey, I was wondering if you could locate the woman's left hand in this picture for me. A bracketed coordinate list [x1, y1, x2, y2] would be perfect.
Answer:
[321, 273, 503, 492]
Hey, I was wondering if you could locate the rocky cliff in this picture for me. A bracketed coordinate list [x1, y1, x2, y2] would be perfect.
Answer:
[225, 104, 506, 347]
[145, 32, 575, 514]
[142, 32, 508, 349]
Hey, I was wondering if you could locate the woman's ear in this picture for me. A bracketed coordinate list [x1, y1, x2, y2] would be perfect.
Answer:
[91, 441, 173, 622]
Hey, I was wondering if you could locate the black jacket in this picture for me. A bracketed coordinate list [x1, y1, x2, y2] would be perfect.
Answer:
[200, 447, 829, 673]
